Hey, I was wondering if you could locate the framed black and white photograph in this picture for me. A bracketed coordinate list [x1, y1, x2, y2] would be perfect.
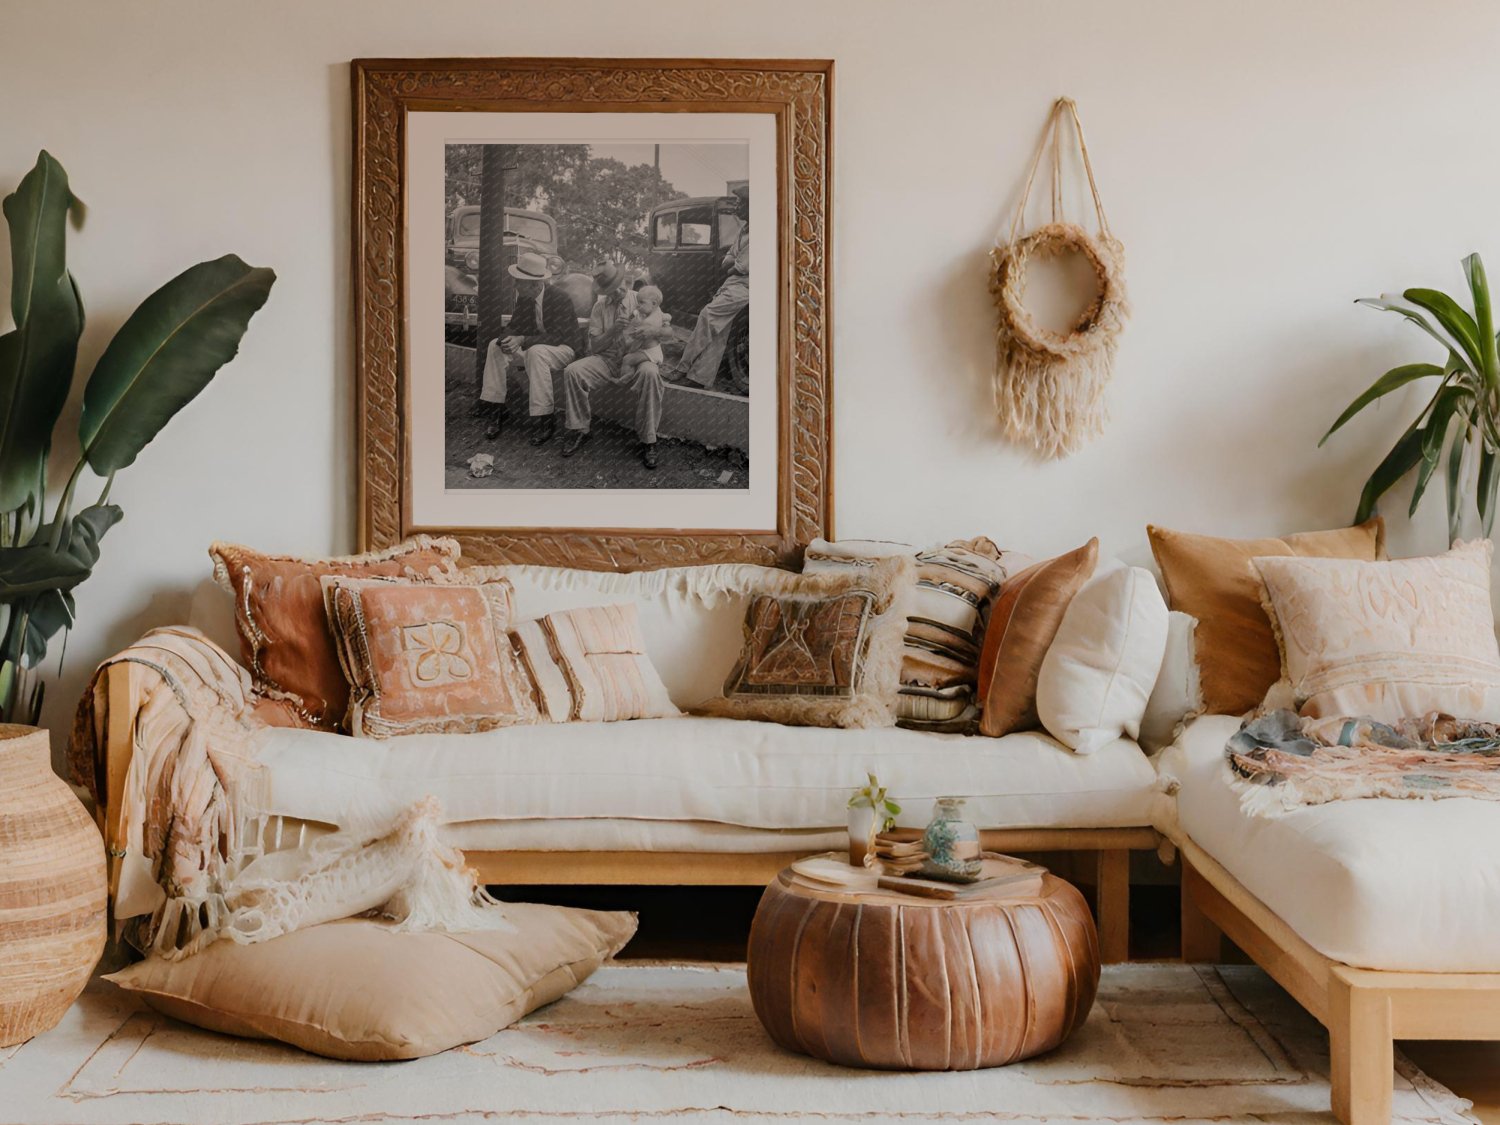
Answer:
[353, 59, 833, 569]
[440, 139, 753, 490]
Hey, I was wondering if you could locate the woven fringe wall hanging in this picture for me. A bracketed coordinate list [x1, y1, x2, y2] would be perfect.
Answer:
[990, 97, 1129, 460]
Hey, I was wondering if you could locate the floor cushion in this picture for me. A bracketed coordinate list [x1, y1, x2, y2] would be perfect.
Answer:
[105, 903, 637, 1060]
[1159, 714, 1500, 972]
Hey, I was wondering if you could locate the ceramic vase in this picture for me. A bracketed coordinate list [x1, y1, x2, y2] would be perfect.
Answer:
[921, 796, 983, 882]
[0, 725, 107, 1046]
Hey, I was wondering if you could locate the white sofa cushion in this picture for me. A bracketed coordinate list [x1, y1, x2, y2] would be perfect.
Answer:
[249, 717, 1158, 834]
[1035, 564, 1168, 754]
[1158, 714, 1500, 972]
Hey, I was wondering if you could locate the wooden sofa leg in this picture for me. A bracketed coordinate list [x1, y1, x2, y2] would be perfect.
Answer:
[1179, 858, 1224, 963]
[1094, 848, 1129, 964]
[1328, 968, 1393, 1125]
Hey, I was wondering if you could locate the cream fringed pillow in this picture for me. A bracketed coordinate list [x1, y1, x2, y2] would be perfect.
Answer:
[510, 603, 679, 723]
[323, 575, 539, 738]
[698, 555, 916, 729]
[105, 905, 637, 1061]
[1254, 540, 1500, 722]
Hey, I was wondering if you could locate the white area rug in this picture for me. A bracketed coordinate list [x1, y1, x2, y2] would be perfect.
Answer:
[0, 962, 1475, 1124]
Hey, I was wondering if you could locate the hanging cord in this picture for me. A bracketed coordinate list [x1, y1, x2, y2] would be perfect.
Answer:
[1002, 97, 1112, 247]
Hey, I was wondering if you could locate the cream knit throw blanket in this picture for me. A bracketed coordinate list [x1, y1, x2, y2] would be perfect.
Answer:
[70, 627, 509, 960]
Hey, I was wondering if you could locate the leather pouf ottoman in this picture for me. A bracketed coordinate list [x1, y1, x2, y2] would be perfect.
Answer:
[747, 865, 1099, 1070]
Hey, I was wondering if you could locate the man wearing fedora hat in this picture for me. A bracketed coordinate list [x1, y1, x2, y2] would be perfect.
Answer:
[478, 251, 582, 442]
[558, 261, 674, 469]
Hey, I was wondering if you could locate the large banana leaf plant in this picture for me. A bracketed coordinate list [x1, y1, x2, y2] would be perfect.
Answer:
[1323, 253, 1500, 545]
[0, 151, 274, 725]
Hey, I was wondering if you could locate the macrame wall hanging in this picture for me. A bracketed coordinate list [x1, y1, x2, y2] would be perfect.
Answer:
[990, 97, 1129, 460]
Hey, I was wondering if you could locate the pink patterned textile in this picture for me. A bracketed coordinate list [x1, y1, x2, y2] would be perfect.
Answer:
[1226, 708, 1500, 816]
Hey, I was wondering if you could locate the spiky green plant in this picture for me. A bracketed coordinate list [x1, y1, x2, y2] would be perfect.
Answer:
[0, 151, 274, 724]
[1323, 253, 1500, 544]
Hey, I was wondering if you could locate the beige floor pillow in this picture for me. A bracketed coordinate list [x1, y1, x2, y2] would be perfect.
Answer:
[105, 903, 636, 1061]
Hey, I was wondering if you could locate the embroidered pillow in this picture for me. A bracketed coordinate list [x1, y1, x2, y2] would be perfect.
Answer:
[1254, 540, 1500, 723]
[1147, 519, 1385, 716]
[976, 539, 1099, 738]
[510, 603, 679, 723]
[210, 537, 461, 730]
[803, 538, 1026, 731]
[700, 555, 915, 729]
[322, 575, 538, 738]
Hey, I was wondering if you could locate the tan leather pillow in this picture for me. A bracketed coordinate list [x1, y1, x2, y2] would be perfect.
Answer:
[1147, 518, 1385, 716]
[210, 537, 461, 729]
[977, 539, 1099, 737]
[323, 575, 540, 738]
[104, 904, 637, 1061]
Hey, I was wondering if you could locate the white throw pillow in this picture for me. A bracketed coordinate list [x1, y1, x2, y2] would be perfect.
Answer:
[1036, 564, 1169, 754]
[1138, 611, 1202, 752]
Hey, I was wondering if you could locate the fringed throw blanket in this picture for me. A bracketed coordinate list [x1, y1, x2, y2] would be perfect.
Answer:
[1227, 708, 1500, 816]
[70, 627, 509, 959]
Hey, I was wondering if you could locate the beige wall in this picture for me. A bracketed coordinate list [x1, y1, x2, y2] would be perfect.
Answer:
[2, 0, 1497, 741]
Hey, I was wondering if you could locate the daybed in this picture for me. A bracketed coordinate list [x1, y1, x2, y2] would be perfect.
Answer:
[89, 560, 1162, 964]
[1161, 714, 1500, 1125]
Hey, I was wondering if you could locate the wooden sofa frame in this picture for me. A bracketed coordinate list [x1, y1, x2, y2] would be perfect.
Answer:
[99, 661, 1156, 963]
[1179, 835, 1500, 1125]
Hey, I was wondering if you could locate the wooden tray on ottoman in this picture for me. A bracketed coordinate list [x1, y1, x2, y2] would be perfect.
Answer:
[746, 860, 1100, 1070]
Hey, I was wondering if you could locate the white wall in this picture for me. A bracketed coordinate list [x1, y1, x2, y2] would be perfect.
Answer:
[2, 0, 1497, 744]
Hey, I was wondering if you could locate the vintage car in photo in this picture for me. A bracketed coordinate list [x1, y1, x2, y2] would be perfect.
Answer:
[646, 194, 749, 386]
[444, 204, 561, 330]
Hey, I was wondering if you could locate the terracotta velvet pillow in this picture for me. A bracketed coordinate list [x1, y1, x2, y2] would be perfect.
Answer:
[1147, 518, 1385, 716]
[976, 539, 1099, 738]
[323, 575, 540, 738]
[211, 537, 461, 730]
[699, 555, 915, 729]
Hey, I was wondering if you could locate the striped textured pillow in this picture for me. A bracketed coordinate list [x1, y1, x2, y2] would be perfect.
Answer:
[803, 538, 1026, 731]
[511, 603, 680, 723]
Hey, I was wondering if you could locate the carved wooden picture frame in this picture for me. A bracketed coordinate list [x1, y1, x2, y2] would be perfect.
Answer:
[352, 58, 832, 569]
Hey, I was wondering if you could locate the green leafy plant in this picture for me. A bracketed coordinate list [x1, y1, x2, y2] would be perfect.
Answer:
[1323, 253, 1500, 543]
[0, 151, 274, 724]
[847, 772, 901, 832]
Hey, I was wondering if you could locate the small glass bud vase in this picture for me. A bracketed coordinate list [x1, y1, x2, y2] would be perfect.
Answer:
[921, 797, 983, 882]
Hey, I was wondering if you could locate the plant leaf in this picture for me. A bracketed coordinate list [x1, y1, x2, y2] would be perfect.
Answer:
[1404, 287, 1484, 372]
[1320, 363, 1443, 445]
[0, 542, 91, 598]
[0, 151, 84, 513]
[79, 254, 274, 474]
[1462, 253, 1499, 389]
[1355, 421, 1426, 524]
[1410, 387, 1469, 517]
[1357, 295, 1473, 369]
[1446, 414, 1470, 544]
[1481, 447, 1500, 536]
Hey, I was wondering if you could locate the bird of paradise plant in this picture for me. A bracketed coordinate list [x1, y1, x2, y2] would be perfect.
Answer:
[1323, 253, 1500, 545]
[0, 151, 274, 724]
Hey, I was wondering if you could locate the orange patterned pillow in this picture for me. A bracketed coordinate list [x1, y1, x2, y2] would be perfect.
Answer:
[322, 575, 539, 738]
[211, 537, 461, 730]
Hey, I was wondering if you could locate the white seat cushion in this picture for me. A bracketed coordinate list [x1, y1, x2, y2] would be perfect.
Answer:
[1158, 714, 1500, 972]
[248, 717, 1157, 834]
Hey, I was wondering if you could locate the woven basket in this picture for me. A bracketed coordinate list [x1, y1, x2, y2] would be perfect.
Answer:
[0, 724, 106, 1046]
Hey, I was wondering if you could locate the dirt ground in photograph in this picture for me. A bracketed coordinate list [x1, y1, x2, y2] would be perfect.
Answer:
[444, 365, 747, 491]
